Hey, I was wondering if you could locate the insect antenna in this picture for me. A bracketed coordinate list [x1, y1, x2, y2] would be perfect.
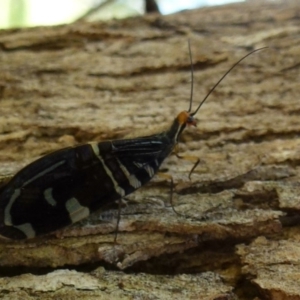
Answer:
[170, 46, 268, 220]
[187, 40, 194, 113]
[189, 47, 268, 116]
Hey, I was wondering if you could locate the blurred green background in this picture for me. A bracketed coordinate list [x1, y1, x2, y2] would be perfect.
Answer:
[0, 0, 244, 29]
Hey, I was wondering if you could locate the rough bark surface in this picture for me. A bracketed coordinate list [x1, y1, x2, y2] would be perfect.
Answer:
[0, 0, 300, 299]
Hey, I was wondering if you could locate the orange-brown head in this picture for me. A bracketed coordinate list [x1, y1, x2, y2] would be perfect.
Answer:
[177, 111, 197, 127]
[167, 111, 197, 143]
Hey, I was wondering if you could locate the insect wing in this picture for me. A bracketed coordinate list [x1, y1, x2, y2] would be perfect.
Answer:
[0, 136, 166, 239]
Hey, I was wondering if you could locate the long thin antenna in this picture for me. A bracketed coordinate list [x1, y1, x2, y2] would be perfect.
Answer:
[191, 47, 268, 116]
[187, 40, 194, 112]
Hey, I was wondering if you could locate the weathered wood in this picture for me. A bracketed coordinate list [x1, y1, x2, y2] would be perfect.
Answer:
[1, 0, 300, 298]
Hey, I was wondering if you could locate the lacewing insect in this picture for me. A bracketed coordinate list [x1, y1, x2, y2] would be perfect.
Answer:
[0, 45, 266, 239]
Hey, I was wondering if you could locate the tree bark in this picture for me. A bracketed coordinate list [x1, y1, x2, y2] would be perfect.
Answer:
[1, 0, 300, 298]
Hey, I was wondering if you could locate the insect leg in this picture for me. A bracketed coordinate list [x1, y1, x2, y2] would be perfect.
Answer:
[112, 197, 132, 243]
[113, 198, 123, 244]
[175, 153, 200, 179]
[157, 172, 186, 218]
[173, 144, 201, 179]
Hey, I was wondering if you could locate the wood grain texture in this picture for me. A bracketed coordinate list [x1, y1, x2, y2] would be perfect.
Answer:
[1, 0, 300, 298]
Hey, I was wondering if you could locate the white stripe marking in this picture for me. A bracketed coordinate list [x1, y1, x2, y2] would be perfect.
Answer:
[15, 223, 36, 238]
[4, 189, 21, 226]
[23, 160, 65, 187]
[134, 162, 144, 168]
[44, 188, 57, 206]
[117, 159, 141, 189]
[174, 124, 185, 143]
[132, 161, 157, 180]
[4, 187, 36, 237]
[144, 164, 155, 177]
[90, 143, 125, 197]
[65, 197, 90, 224]
[4, 161, 65, 229]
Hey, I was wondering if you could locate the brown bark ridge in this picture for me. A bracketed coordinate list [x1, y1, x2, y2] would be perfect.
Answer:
[0, 0, 300, 298]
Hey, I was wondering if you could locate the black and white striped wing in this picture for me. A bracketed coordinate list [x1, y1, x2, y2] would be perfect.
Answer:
[0, 136, 168, 239]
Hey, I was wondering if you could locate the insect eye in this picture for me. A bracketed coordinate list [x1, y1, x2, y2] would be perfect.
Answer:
[187, 115, 196, 126]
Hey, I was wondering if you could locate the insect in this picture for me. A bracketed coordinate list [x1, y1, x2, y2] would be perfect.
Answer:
[0, 45, 265, 239]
